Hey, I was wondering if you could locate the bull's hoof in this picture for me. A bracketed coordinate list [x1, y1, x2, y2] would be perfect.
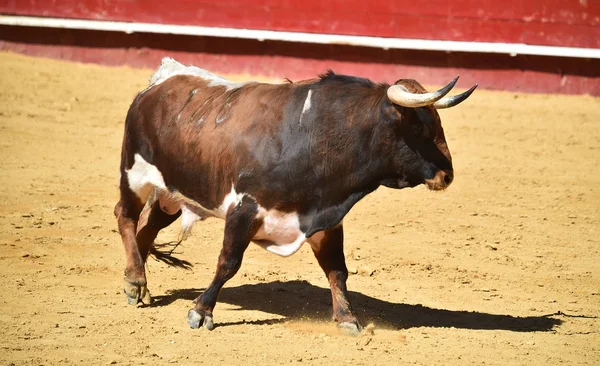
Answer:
[141, 286, 153, 305]
[187, 309, 214, 330]
[124, 282, 152, 305]
[337, 320, 363, 336]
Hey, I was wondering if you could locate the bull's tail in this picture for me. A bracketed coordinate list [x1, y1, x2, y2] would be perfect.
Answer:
[149, 241, 193, 270]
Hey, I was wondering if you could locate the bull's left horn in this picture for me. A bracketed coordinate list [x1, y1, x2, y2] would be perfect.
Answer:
[433, 84, 478, 109]
[387, 76, 458, 108]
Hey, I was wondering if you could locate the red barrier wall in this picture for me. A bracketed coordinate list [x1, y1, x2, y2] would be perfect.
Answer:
[2, 0, 599, 48]
[1, 1, 599, 95]
[2, 25, 599, 95]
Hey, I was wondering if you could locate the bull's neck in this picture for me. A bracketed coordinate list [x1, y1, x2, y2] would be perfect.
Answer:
[316, 99, 394, 205]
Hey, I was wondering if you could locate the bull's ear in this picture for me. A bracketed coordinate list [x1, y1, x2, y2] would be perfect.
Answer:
[385, 100, 405, 126]
[433, 84, 478, 109]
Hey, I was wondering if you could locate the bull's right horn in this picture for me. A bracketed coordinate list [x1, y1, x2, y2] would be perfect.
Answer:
[387, 76, 459, 108]
[433, 84, 478, 109]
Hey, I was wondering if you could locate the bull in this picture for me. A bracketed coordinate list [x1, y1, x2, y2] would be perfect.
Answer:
[114, 58, 476, 334]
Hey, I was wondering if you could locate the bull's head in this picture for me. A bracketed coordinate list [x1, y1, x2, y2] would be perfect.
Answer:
[383, 77, 477, 191]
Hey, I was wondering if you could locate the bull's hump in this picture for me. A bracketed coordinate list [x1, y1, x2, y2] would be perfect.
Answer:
[147, 57, 247, 91]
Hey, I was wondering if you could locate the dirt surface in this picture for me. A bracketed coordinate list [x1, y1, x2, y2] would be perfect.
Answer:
[1, 52, 599, 365]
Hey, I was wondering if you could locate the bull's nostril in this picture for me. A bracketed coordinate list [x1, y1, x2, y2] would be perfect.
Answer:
[444, 173, 453, 185]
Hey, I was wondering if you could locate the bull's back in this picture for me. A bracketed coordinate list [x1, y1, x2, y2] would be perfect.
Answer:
[123, 75, 302, 210]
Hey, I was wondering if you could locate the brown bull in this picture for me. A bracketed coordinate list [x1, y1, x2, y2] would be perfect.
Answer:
[114, 58, 476, 334]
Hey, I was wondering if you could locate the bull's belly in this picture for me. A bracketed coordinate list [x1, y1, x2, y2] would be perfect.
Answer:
[127, 153, 308, 257]
[176, 197, 307, 257]
[251, 209, 307, 256]
[176, 198, 307, 257]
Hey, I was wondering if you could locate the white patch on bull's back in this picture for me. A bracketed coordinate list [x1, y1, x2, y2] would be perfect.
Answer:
[126, 154, 167, 202]
[148, 57, 246, 91]
[299, 89, 312, 124]
[302, 89, 312, 114]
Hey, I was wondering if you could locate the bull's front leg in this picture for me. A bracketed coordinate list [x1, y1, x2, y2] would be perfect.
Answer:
[308, 225, 363, 335]
[187, 196, 262, 330]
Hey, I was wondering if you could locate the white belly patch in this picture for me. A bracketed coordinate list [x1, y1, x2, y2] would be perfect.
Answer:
[252, 209, 306, 257]
[125, 153, 307, 256]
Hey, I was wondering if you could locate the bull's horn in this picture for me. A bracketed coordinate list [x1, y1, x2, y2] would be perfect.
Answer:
[433, 84, 478, 109]
[387, 76, 459, 108]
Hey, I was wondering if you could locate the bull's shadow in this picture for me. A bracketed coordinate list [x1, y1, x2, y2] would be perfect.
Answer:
[150, 280, 561, 331]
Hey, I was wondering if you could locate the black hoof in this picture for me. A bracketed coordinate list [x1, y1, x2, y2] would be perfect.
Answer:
[187, 309, 214, 330]
[337, 320, 363, 336]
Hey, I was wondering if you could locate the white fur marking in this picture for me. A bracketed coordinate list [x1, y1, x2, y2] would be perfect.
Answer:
[176, 185, 243, 236]
[299, 89, 312, 124]
[302, 89, 312, 113]
[253, 208, 306, 257]
[180, 205, 201, 237]
[209, 186, 307, 256]
[148, 57, 246, 91]
[214, 186, 244, 218]
[126, 154, 167, 202]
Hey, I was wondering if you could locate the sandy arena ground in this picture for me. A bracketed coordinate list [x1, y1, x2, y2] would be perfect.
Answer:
[0, 52, 599, 365]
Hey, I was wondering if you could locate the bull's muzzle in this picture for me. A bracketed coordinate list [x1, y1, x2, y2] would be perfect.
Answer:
[424, 169, 454, 191]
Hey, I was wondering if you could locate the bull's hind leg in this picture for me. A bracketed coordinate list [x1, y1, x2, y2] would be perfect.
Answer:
[187, 196, 262, 330]
[137, 193, 182, 262]
[114, 182, 149, 305]
[115, 153, 175, 305]
[308, 225, 363, 336]
[133, 196, 182, 303]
